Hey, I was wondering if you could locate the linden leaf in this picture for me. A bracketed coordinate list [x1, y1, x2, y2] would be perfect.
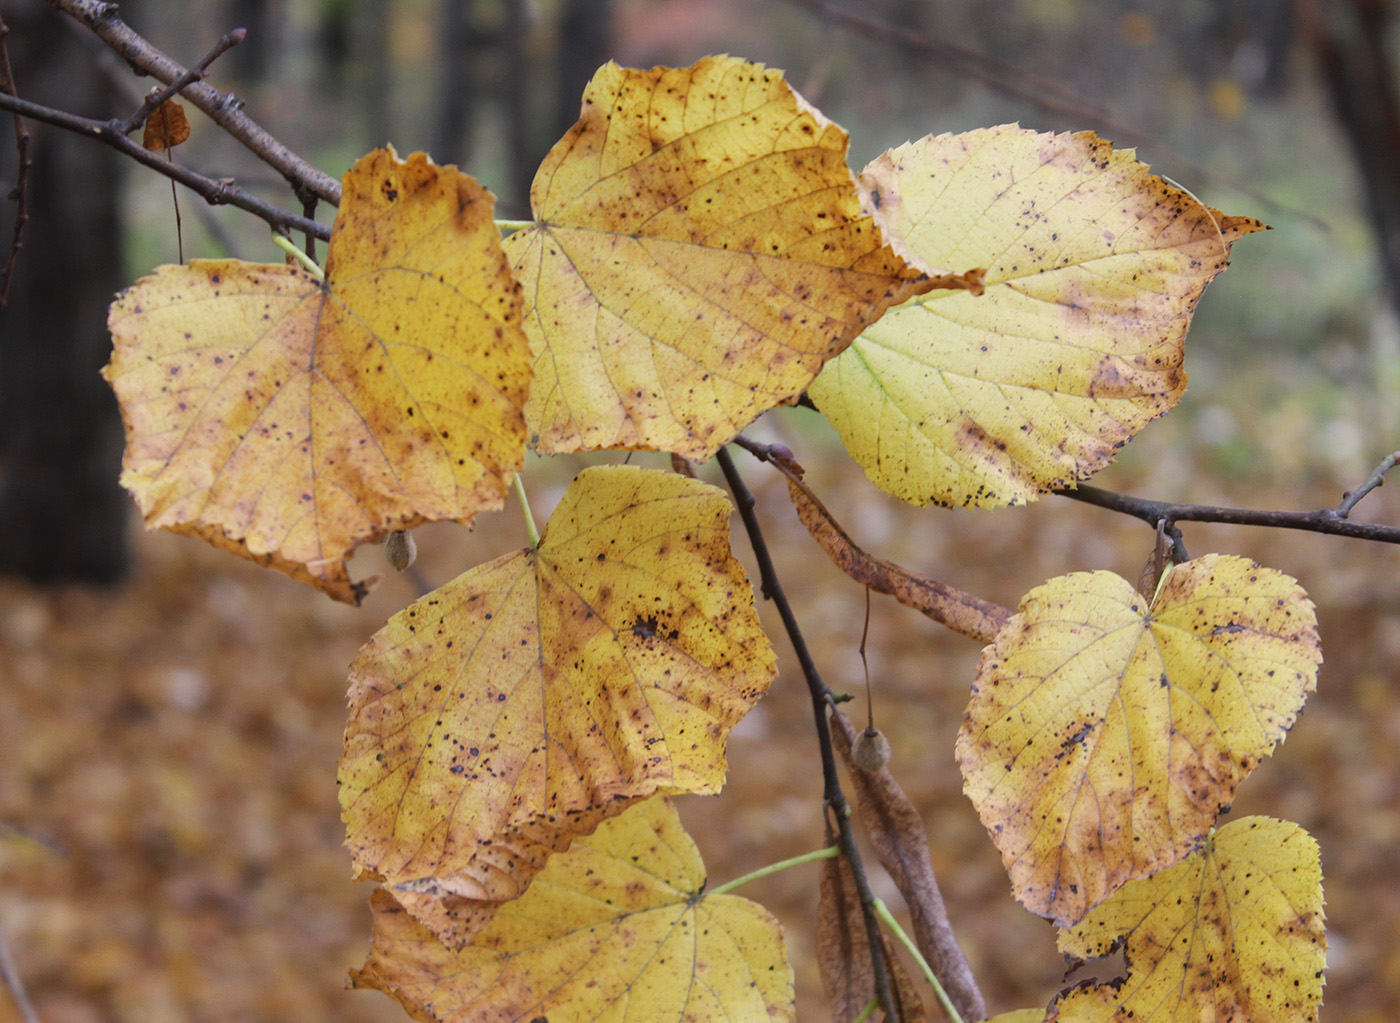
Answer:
[810, 125, 1266, 508]
[1051, 817, 1326, 1023]
[503, 55, 930, 461]
[351, 798, 794, 1023]
[105, 148, 530, 603]
[339, 465, 776, 947]
[955, 554, 1320, 927]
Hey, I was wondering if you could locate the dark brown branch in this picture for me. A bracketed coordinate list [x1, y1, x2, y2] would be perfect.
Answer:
[0, 90, 328, 241]
[112, 26, 245, 137]
[0, 11, 31, 310]
[48, 0, 341, 205]
[1055, 469, 1400, 545]
[716, 446, 901, 1023]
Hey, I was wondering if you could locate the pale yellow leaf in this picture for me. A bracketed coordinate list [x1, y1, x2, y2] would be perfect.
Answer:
[955, 555, 1319, 926]
[811, 125, 1265, 508]
[351, 797, 795, 1023]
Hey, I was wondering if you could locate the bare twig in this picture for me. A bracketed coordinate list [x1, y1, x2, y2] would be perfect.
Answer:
[47, 0, 341, 205]
[0, 11, 31, 310]
[716, 447, 902, 1023]
[1056, 479, 1400, 545]
[0, 920, 40, 1023]
[0, 89, 328, 240]
[784, 0, 1327, 231]
[112, 26, 245, 137]
[1335, 450, 1400, 518]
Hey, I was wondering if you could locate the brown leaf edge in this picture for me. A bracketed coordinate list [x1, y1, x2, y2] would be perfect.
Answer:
[833, 709, 988, 1023]
[739, 439, 1011, 643]
[819, 824, 930, 1023]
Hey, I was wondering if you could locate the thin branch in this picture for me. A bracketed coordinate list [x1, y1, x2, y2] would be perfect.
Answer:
[48, 0, 341, 205]
[785, 0, 1327, 231]
[0, 90, 328, 240]
[1056, 477, 1400, 545]
[1335, 450, 1400, 518]
[0, 11, 31, 310]
[112, 26, 245, 137]
[716, 446, 901, 1023]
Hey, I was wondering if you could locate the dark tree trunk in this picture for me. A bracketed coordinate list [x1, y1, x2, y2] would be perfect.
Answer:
[1309, 0, 1400, 316]
[0, 2, 130, 584]
[553, 0, 614, 141]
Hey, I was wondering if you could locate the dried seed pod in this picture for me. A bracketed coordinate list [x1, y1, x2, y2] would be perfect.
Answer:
[851, 726, 892, 772]
[385, 529, 417, 572]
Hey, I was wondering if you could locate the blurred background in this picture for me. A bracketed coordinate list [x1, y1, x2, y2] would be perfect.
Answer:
[1, 0, 1398, 1020]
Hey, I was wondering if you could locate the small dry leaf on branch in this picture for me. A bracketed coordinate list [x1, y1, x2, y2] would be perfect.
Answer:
[141, 97, 191, 151]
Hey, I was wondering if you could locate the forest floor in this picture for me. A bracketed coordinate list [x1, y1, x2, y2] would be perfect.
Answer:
[2, 415, 1398, 1023]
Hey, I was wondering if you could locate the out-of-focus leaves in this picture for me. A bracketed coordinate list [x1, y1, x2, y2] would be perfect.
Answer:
[1051, 817, 1325, 1023]
[811, 125, 1265, 508]
[956, 555, 1320, 926]
[351, 797, 795, 1023]
[339, 466, 776, 946]
[105, 147, 530, 603]
[503, 55, 933, 461]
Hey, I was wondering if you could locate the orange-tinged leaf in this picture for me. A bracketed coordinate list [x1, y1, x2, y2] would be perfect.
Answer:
[105, 148, 530, 603]
[339, 466, 776, 946]
[955, 555, 1319, 926]
[503, 55, 929, 461]
[1051, 817, 1325, 1023]
[351, 797, 795, 1023]
[142, 97, 191, 150]
[811, 125, 1266, 508]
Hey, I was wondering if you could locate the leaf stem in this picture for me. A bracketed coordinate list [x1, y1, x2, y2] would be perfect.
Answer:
[851, 998, 878, 1023]
[272, 234, 324, 280]
[512, 472, 540, 548]
[495, 219, 535, 233]
[873, 897, 965, 1023]
[708, 845, 839, 897]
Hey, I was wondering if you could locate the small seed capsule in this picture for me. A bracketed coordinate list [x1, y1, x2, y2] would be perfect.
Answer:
[852, 726, 892, 772]
[385, 529, 417, 572]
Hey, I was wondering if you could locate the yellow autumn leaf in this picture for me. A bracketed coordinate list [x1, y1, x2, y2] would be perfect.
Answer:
[810, 126, 1266, 508]
[1051, 817, 1325, 1023]
[351, 797, 795, 1023]
[339, 465, 776, 946]
[105, 147, 530, 604]
[503, 55, 932, 461]
[955, 554, 1319, 927]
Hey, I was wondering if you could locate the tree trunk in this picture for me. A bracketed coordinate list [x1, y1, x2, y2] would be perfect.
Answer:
[0, 2, 130, 583]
